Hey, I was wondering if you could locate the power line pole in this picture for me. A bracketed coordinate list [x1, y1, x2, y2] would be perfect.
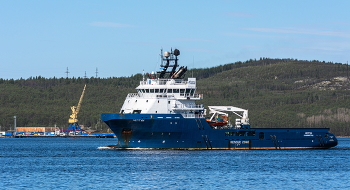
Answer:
[95, 68, 98, 78]
[65, 67, 70, 78]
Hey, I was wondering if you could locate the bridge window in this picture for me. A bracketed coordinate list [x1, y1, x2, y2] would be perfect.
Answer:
[160, 89, 165, 93]
[180, 89, 185, 96]
[173, 89, 179, 93]
[150, 89, 154, 93]
[145, 89, 149, 93]
[168, 89, 172, 93]
[155, 89, 159, 93]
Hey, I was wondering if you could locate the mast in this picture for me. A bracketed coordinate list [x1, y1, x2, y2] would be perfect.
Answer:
[157, 48, 187, 79]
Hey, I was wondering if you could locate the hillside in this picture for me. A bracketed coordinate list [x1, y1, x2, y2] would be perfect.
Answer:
[1, 58, 350, 135]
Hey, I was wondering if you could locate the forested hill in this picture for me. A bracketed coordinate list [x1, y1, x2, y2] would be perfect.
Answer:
[1, 58, 350, 136]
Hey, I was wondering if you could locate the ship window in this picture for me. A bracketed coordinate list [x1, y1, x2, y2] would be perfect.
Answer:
[180, 89, 185, 96]
[168, 101, 170, 104]
[146, 100, 148, 102]
[145, 89, 149, 93]
[173, 89, 179, 93]
[150, 89, 154, 93]
[168, 89, 172, 93]
[155, 89, 159, 93]
[259, 132, 264, 139]
[247, 131, 255, 136]
[160, 89, 165, 93]
[186, 89, 191, 93]
[133, 110, 141, 114]
[141, 89, 145, 93]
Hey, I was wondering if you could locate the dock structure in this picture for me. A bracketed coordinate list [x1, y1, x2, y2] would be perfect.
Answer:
[1, 126, 115, 138]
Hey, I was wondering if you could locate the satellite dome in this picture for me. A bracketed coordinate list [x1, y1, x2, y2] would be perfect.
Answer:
[164, 51, 170, 58]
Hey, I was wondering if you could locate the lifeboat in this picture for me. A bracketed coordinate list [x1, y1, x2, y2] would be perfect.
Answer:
[206, 115, 228, 126]
[206, 119, 228, 126]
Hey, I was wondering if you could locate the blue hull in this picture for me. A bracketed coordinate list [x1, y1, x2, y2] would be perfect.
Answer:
[101, 113, 338, 149]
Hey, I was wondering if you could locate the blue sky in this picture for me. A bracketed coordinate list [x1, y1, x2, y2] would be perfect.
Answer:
[1, 0, 349, 79]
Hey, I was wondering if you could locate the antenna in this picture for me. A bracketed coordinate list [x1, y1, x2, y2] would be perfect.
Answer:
[192, 56, 194, 77]
[84, 71, 87, 79]
[95, 68, 98, 78]
[347, 61, 349, 81]
[65, 67, 70, 78]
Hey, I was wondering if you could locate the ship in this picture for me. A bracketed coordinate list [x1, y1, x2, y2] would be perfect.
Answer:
[101, 49, 338, 149]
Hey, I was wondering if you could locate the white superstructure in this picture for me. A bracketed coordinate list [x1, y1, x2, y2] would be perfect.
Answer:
[120, 49, 204, 118]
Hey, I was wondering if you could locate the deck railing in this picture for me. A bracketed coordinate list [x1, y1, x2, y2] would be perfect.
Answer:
[174, 104, 204, 109]
[181, 113, 205, 118]
[126, 93, 203, 99]
[140, 79, 187, 86]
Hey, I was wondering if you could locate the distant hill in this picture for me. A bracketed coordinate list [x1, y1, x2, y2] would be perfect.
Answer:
[1, 58, 350, 136]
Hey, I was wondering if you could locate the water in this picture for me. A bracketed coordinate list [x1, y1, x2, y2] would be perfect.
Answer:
[0, 138, 349, 190]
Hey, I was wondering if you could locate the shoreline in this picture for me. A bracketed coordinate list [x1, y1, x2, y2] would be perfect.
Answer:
[337, 136, 350, 138]
[0, 135, 115, 138]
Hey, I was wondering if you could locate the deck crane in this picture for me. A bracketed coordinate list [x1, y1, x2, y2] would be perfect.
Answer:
[67, 84, 86, 135]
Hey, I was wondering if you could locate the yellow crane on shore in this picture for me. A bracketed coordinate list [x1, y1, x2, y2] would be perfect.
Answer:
[67, 84, 86, 134]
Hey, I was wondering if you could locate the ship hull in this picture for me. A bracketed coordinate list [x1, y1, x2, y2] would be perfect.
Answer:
[101, 113, 338, 149]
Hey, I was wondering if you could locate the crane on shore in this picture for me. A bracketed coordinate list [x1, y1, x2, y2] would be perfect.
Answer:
[67, 84, 86, 135]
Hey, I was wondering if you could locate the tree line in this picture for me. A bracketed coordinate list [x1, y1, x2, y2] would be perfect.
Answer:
[1, 58, 350, 136]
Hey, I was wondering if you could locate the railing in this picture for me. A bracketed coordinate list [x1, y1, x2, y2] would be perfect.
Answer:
[126, 93, 202, 99]
[140, 79, 187, 86]
[126, 93, 140, 98]
[173, 104, 204, 109]
[127, 93, 174, 99]
[181, 113, 205, 118]
[179, 94, 202, 99]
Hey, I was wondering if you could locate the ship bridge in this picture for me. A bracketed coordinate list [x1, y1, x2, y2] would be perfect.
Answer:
[120, 48, 204, 118]
[121, 77, 204, 117]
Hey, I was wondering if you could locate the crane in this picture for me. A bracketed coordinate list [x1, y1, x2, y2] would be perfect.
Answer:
[67, 84, 86, 135]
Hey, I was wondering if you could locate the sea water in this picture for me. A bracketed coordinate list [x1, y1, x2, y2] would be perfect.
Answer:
[0, 138, 349, 189]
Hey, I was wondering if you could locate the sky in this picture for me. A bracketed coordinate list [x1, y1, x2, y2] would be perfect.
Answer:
[1, 0, 350, 79]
